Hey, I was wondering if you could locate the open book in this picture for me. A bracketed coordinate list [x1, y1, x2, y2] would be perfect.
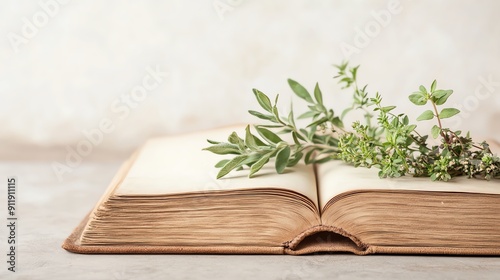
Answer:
[63, 126, 500, 255]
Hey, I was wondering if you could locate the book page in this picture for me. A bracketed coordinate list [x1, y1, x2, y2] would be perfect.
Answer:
[115, 126, 319, 207]
[317, 141, 500, 210]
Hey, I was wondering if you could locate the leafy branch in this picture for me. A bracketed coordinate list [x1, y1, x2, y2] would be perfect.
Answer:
[204, 61, 500, 181]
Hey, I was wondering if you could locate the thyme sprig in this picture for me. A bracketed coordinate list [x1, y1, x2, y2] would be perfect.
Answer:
[204, 62, 500, 181]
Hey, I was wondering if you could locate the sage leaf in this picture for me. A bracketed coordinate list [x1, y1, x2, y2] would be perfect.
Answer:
[249, 152, 273, 177]
[256, 126, 283, 144]
[306, 116, 329, 128]
[203, 143, 240, 155]
[215, 159, 230, 168]
[331, 116, 344, 129]
[228, 132, 245, 151]
[287, 151, 303, 167]
[287, 103, 296, 127]
[275, 146, 291, 174]
[252, 89, 272, 112]
[248, 110, 277, 122]
[304, 148, 317, 164]
[272, 106, 282, 124]
[288, 79, 313, 103]
[314, 83, 323, 105]
[245, 125, 258, 150]
[206, 139, 220, 145]
[314, 156, 332, 164]
[217, 155, 249, 179]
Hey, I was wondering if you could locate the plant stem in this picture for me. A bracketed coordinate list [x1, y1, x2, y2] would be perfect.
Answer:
[430, 100, 447, 141]
[296, 142, 338, 152]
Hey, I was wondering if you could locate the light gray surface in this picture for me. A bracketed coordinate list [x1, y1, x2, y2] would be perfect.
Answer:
[1, 160, 500, 280]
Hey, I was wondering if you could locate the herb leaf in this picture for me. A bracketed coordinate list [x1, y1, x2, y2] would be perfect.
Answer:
[417, 110, 434, 121]
[256, 127, 283, 144]
[253, 89, 273, 113]
[275, 146, 291, 174]
[217, 155, 249, 179]
[439, 108, 460, 119]
[288, 79, 313, 103]
[205, 61, 499, 182]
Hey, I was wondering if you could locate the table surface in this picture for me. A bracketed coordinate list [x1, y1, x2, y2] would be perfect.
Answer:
[1, 159, 500, 280]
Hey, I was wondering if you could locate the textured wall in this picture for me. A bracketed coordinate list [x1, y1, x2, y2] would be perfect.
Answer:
[2, 0, 499, 157]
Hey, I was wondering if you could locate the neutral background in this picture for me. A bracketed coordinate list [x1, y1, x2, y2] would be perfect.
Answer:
[1, 1, 500, 279]
[2, 0, 500, 159]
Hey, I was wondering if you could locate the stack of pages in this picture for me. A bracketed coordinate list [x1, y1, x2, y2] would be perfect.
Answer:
[63, 126, 500, 255]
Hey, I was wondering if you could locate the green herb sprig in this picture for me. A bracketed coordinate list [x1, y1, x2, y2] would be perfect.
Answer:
[203, 62, 500, 181]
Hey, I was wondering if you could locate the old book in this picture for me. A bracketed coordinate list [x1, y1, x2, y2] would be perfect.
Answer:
[63, 126, 500, 255]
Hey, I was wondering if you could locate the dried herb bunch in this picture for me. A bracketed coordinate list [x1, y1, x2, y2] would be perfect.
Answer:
[204, 62, 500, 181]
